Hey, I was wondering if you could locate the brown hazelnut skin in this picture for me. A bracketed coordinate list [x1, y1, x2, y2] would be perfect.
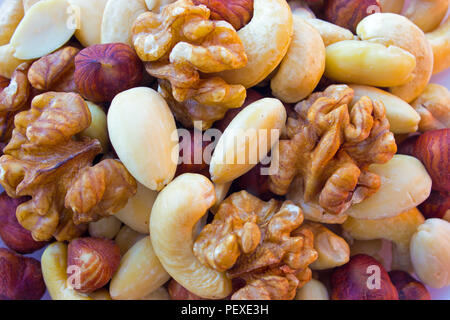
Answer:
[388, 270, 431, 300]
[0, 248, 46, 300]
[0, 76, 9, 90]
[193, 0, 254, 30]
[419, 190, 450, 221]
[0, 192, 48, 254]
[232, 162, 276, 201]
[74, 43, 143, 103]
[331, 254, 399, 300]
[175, 128, 212, 178]
[399, 129, 450, 193]
[324, 0, 381, 33]
[168, 279, 208, 300]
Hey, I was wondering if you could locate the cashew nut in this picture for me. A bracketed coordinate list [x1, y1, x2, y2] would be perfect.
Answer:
[289, 0, 316, 19]
[217, 0, 293, 88]
[356, 13, 434, 103]
[0, 0, 24, 46]
[378, 0, 405, 13]
[210, 182, 232, 214]
[305, 18, 354, 47]
[349, 85, 421, 134]
[403, 0, 449, 33]
[345, 155, 432, 220]
[41, 242, 93, 300]
[325, 40, 416, 87]
[140, 286, 170, 300]
[411, 83, 450, 132]
[0, 43, 29, 79]
[209, 98, 286, 184]
[110, 236, 170, 300]
[427, 17, 450, 74]
[150, 173, 232, 299]
[343, 208, 425, 272]
[411, 218, 450, 288]
[88, 216, 122, 239]
[295, 278, 329, 300]
[271, 16, 325, 103]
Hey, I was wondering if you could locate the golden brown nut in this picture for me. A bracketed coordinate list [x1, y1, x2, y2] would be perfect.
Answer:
[28, 47, 79, 93]
[0, 92, 137, 241]
[269, 85, 397, 223]
[194, 191, 318, 300]
[132, 0, 247, 129]
[0, 62, 30, 143]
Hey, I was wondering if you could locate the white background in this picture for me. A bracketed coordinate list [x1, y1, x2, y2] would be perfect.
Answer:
[0, 0, 449, 300]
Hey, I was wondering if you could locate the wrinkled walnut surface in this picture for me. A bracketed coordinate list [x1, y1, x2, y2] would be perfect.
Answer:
[194, 191, 318, 300]
[0, 92, 137, 241]
[132, 0, 247, 130]
[269, 85, 397, 222]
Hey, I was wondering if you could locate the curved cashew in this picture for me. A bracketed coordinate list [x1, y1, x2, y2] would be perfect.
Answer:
[150, 173, 232, 299]
[411, 83, 450, 132]
[217, 0, 293, 88]
[350, 85, 420, 134]
[271, 16, 325, 103]
[403, 0, 449, 33]
[345, 155, 432, 220]
[210, 182, 232, 214]
[427, 17, 450, 74]
[343, 208, 425, 272]
[210, 98, 286, 184]
[305, 18, 354, 47]
[110, 236, 170, 300]
[378, 0, 405, 13]
[295, 222, 350, 270]
[411, 218, 450, 288]
[356, 13, 434, 103]
[41, 242, 93, 300]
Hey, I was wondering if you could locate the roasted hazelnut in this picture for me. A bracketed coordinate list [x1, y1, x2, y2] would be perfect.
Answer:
[419, 190, 450, 221]
[193, 0, 254, 30]
[331, 254, 399, 300]
[74, 43, 143, 102]
[232, 162, 275, 201]
[0, 192, 47, 254]
[67, 237, 121, 293]
[324, 0, 381, 33]
[0, 248, 46, 300]
[388, 270, 431, 300]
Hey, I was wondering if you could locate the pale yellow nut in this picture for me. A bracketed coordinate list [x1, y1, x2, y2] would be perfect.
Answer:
[88, 288, 112, 300]
[115, 225, 146, 256]
[349, 240, 390, 270]
[10, 0, 75, 60]
[0, 0, 24, 46]
[343, 208, 425, 272]
[210, 182, 232, 214]
[41, 242, 93, 300]
[108, 87, 178, 191]
[305, 18, 354, 47]
[88, 216, 122, 239]
[357, 13, 434, 103]
[68, 0, 108, 47]
[295, 279, 329, 300]
[78, 101, 109, 154]
[150, 174, 232, 299]
[145, 0, 174, 12]
[22, 0, 42, 12]
[350, 85, 420, 134]
[345, 155, 432, 220]
[110, 236, 170, 300]
[216, 0, 293, 88]
[101, 0, 147, 46]
[0, 43, 29, 79]
[427, 17, 450, 75]
[378, 0, 404, 13]
[140, 286, 170, 300]
[403, 0, 449, 33]
[411, 83, 450, 132]
[411, 218, 450, 288]
[325, 40, 416, 88]
[209, 98, 286, 184]
[271, 16, 325, 103]
[114, 182, 157, 234]
[289, 0, 316, 19]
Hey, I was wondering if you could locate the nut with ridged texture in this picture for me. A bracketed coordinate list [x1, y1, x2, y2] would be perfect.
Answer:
[67, 237, 121, 293]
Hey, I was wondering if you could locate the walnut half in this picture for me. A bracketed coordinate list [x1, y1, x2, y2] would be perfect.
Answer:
[0, 92, 137, 241]
[193, 191, 318, 300]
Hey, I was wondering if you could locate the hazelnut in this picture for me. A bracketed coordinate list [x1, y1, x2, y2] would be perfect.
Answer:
[331, 254, 399, 300]
[67, 237, 121, 293]
[419, 190, 450, 222]
[0, 192, 47, 254]
[389, 270, 431, 300]
[193, 0, 254, 30]
[0, 248, 46, 300]
[74, 43, 143, 102]
[232, 162, 275, 201]
[168, 279, 208, 300]
[324, 0, 381, 33]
